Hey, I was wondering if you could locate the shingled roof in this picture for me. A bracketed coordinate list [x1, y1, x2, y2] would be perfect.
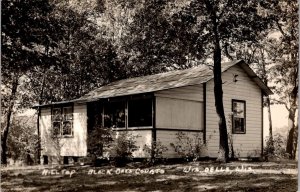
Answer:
[34, 60, 272, 107]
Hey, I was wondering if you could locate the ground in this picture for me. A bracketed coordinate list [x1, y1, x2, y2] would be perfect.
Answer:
[1, 160, 297, 192]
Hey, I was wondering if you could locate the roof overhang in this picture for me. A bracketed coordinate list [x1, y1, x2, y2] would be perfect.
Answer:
[33, 60, 273, 108]
[32, 99, 86, 108]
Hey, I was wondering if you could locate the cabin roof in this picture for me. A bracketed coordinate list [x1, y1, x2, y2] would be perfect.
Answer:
[34, 60, 272, 107]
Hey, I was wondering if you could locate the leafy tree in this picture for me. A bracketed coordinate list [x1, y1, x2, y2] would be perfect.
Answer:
[171, 0, 274, 162]
[120, 0, 206, 77]
[28, 2, 121, 104]
[1, 0, 119, 165]
[230, 0, 298, 160]
[116, 0, 275, 162]
[7, 115, 39, 165]
[266, 0, 298, 159]
[234, 0, 298, 160]
[1, 0, 59, 165]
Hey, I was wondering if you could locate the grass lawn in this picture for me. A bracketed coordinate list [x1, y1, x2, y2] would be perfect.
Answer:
[1, 160, 297, 192]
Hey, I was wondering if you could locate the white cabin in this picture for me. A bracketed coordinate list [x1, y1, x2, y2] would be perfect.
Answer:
[36, 60, 272, 164]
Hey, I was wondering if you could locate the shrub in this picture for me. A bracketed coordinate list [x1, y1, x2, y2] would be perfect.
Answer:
[7, 116, 39, 165]
[110, 132, 139, 166]
[264, 133, 289, 160]
[143, 140, 168, 165]
[170, 132, 206, 162]
[87, 126, 114, 165]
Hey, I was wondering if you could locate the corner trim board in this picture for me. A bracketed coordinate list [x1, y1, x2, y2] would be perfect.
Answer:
[152, 95, 156, 143]
[261, 91, 264, 157]
[203, 83, 207, 144]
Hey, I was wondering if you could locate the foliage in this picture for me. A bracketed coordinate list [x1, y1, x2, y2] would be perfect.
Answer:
[264, 133, 290, 160]
[1, 0, 58, 164]
[267, 0, 298, 159]
[172, 0, 275, 162]
[87, 126, 114, 160]
[6, 115, 39, 165]
[143, 140, 168, 165]
[1, 0, 121, 164]
[26, 2, 122, 104]
[2, 0, 296, 164]
[122, 0, 205, 75]
[109, 132, 139, 166]
[170, 132, 205, 162]
[237, 0, 298, 160]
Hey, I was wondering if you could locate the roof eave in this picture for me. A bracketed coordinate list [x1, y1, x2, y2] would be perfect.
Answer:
[31, 99, 87, 108]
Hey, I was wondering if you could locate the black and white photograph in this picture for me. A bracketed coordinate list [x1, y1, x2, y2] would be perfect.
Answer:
[1, 0, 298, 191]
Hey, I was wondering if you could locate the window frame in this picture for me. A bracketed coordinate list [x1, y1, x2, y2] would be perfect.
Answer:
[127, 97, 153, 128]
[103, 100, 126, 129]
[101, 95, 154, 130]
[51, 104, 74, 138]
[232, 99, 246, 134]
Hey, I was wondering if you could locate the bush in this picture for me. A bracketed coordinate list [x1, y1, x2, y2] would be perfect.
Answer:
[264, 133, 289, 160]
[7, 116, 39, 165]
[170, 132, 206, 162]
[110, 132, 139, 166]
[143, 140, 168, 165]
[87, 126, 114, 165]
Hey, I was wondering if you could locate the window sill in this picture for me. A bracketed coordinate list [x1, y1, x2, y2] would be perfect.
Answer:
[232, 132, 246, 134]
[53, 135, 74, 138]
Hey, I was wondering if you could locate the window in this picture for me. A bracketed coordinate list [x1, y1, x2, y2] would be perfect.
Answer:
[128, 98, 152, 127]
[52, 105, 73, 137]
[232, 100, 246, 134]
[103, 101, 126, 128]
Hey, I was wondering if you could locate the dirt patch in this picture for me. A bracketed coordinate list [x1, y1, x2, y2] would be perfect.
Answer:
[1, 161, 297, 192]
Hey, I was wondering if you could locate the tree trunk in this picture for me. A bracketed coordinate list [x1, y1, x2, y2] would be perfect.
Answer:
[286, 105, 297, 159]
[213, 44, 229, 162]
[285, 12, 298, 160]
[286, 65, 297, 159]
[1, 77, 19, 165]
[266, 96, 274, 154]
[205, 0, 229, 162]
[260, 49, 274, 153]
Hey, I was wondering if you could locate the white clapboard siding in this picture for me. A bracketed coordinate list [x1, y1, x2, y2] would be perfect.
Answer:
[60, 104, 87, 156]
[155, 97, 204, 130]
[114, 130, 152, 158]
[206, 65, 262, 158]
[40, 104, 88, 157]
[40, 108, 54, 155]
[154, 84, 203, 101]
[156, 130, 204, 158]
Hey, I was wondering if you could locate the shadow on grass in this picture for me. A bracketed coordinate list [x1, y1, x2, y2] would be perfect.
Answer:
[1, 161, 297, 192]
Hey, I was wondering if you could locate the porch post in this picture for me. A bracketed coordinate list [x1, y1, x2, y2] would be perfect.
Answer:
[37, 107, 41, 164]
[151, 94, 156, 159]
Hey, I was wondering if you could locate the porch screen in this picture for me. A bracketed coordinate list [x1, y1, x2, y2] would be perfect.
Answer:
[128, 98, 152, 127]
[104, 101, 125, 128]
